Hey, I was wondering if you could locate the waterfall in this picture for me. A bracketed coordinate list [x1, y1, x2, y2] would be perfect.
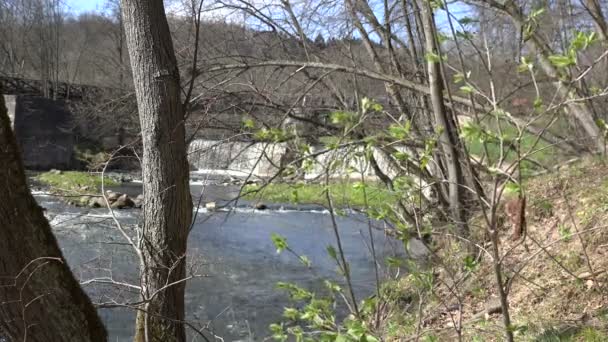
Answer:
[188, 139, 285, 177]
[187, 139, 424, 198]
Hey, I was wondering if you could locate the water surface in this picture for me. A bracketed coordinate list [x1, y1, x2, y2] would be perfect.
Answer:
[36, 175, 406, 341]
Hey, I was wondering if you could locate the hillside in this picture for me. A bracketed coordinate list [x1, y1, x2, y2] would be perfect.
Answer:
[380, 158, 608, 341]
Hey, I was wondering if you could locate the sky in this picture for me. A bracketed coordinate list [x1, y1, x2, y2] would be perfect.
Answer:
[63, 0, 469, 33]
[65, 0, 105, 14]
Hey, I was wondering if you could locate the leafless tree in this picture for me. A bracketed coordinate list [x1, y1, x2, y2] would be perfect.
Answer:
[120, 0, 193, 340]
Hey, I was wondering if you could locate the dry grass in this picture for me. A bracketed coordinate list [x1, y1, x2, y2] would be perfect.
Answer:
[384, 157, 608, 341]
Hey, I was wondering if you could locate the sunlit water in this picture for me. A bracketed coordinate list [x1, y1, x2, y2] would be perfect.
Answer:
[34, 173, 408, 341]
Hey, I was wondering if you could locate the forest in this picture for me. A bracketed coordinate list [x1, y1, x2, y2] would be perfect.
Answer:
[1, 0, 608, 341]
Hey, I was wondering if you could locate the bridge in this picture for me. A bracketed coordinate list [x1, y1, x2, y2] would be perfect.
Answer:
[1, 76, 125, 170]
[0, 75, 119, 101]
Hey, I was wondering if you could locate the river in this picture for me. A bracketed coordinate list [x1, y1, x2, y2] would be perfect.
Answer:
[34, 172, 408, 341]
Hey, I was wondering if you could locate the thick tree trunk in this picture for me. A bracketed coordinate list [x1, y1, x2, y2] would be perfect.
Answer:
[120, 0, 193, 341]
[419, 0, 469, 236]
[0, 95, 107, 340]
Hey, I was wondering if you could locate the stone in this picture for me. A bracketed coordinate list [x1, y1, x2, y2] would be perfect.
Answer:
[88, 197, 105, 208]
[133, 194, 144, 208]
[50, 169, 62, 175]
[78, 196, 91, 207]
[111, 194, 135, 209]
[254, 203, 268, 210]
[205, 202, 217, 211]
[106, 190, 121, 203]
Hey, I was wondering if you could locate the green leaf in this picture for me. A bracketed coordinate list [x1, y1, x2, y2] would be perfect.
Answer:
[362, 334, 380, 342]
[330, 110, 357, 126]
[518, 56, 533, 73]
[424, 52, 445, 63]
[324, 280, 342, 292]
[289, 188, 299, 203]
[463, 255, 479, 272]
[388, 122, 411, 140]
[283, 307, 300, 320]
[458, 17, 477, 25]
[386, 256, 404, 267]
[429, 0, 445, 10]
[361, 97, 383, 113]
[299, 255, 312, 268]
[529, 7, 545, 19]
[392, 151, 410, 161]
[242, 117, 255, 129]
[504, 181, 521, 195]
[335, 334, 349, 342]
[459, 85, 474, 94]
[276, 282, 313, 300]
[269, 323, 288, 341]
[453, 72, 467, 84]
[326, 245, 337, 260]
[271, 233, 288, 254]
[533, 97, 543, 109]
[570, 31, 598, 52]
[254, 127, 290, 142]
[548, 54, 576, 68]
[352, 181, 366, 191]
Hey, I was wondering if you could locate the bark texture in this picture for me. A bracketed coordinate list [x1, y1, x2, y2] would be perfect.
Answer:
[0, 95, 107, 340]
[419, 0, 469, 236]
[120, 0, 193, 340]
[583, 0, 607, 41]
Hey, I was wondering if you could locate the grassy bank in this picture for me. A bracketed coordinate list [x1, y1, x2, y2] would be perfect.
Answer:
[35, 171, 118, 194]
[465, 122, 560, 174]
[242, 181, 396, 208]
[379, 158, 608, 341]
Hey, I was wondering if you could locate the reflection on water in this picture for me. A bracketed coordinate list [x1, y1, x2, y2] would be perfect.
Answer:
[36, 177, 406, 341]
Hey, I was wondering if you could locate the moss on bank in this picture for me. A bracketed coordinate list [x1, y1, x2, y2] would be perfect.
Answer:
[35, 171, 118, 194]
[242, 181, 396, 208]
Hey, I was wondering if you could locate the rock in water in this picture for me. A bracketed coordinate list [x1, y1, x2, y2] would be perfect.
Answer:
[111, 194, 135, 209]
[106, 190, 121, 203]
[88, 197, 105, 208]
[133, 194, 144, 208]
[254, 203, 267, 210]
[78, 196, 91, 207]
[205, 202, 217, 211]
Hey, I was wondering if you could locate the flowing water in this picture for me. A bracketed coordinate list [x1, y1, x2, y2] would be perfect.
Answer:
[35, 172, 409, 341]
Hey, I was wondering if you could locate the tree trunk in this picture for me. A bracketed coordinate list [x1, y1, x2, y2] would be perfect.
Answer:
[419, 0, 469, 236]
[583, 0, 608, 41]
[0, 95, 107, 340]
[120, 0, 193, 341]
